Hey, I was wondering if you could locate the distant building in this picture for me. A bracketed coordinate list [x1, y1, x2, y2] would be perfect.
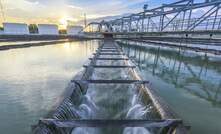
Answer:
[3, 22, 29, 35]
[38, 24, 59, 35]
[67, 26, 83, 35]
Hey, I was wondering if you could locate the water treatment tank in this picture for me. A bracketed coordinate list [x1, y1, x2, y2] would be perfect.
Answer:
[67, 25, 83, 35]
[3, 22, 29, 35]
[38, 24, 59, 35]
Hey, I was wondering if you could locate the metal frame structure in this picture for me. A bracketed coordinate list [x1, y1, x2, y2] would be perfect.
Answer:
[84, 0, 221, 33]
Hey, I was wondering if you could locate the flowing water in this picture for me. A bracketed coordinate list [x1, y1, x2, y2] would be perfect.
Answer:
[119, 40, 221, 134]
[0, 40, 99, 134]
[43, 40, 159, 134]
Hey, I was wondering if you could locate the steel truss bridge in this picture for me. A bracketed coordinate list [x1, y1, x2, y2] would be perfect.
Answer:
[83, 0, 221, 38]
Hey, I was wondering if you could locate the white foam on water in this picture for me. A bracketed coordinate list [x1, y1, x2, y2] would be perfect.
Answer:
[123, 93, 152, 134]
[70, 49, 153, 134]
[123, 127, 151, 134]
[70, 98, 98, 134]
[71, 127, 100, 134]
[126, 104, 149, 119]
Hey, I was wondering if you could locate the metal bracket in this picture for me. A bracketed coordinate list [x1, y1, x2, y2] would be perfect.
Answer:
[83, 65, 136, 68]
[89, 58, 129, 60]
[40, 119, 183, 128]
[71, 80, 149, 84]
[94, 53, 125, 55]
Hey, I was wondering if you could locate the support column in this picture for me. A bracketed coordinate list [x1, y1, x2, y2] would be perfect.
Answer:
[187, 0, 193, 30]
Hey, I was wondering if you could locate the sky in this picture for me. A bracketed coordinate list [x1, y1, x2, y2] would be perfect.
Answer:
[0, 0, 205, 29]
[0, 0, 175, 28]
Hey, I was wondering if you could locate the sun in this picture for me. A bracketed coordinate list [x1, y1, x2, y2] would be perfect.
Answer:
[59, 17, 68, 28]
[59, 16, 78, 29]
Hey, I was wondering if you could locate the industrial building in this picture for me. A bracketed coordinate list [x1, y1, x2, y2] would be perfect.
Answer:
[3, 22, 29, 35]
[67, 26, 83, 35]
[38, 24, 59, 35]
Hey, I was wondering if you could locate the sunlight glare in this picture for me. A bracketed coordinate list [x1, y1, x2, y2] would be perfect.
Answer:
[59, 16, 78, 29]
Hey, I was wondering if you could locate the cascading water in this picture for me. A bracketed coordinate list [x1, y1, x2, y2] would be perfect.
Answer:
[34, 42, 160, 134]
[69, 54, 157, 134]
[123, 93, 153, 134]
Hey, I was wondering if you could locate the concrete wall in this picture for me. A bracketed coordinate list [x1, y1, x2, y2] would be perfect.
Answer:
[38, 24, 59, 35]
[67, 26, 83, 35]
[3, 23, 29, 35]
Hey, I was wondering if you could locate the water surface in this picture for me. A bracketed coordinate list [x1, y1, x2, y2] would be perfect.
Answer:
[1, 39, 221, 134]
[0, 40, 98, 134]
[0, 40, 61, 46]
[119, 40, 221, 134]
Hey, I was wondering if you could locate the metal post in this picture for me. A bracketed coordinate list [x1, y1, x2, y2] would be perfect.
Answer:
[84, 13, 87, 28]
[181, 11, 186, 31]
[187, 0, 193, 30]
[129, 16, 132, 32]
[121, 19, 124, 32]
[218, 18, 221, 29]
[136, 20, 139, 32]
[212, 4, 219, 30]
[160, 15, 165, 31]
[147, 17, 150, 32]
[0, 0, 5, 22]
[142, 13, 145, 32]
[206, 19, 209, 30]
[99, 24, 102, 32]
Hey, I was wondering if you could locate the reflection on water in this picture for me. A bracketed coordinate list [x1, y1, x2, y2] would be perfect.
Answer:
[119, 40, 221, 134]
[0, 40, 60, 46]
[0, 40, 99, 134]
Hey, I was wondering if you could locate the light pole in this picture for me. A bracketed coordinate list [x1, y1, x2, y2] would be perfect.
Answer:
[0, 0, 5, 22]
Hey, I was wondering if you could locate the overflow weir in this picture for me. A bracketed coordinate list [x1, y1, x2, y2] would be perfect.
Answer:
[33, 35, 188, 134]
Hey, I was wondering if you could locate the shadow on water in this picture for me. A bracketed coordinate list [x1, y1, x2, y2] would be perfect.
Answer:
[118, 40, 221, 134]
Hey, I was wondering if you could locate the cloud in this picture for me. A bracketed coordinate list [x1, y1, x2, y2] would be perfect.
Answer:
[66, 0, 147, 15]
[1, 0, 168, 26]
[24, 0, 58, 5]
[67, 5, 83, 10]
